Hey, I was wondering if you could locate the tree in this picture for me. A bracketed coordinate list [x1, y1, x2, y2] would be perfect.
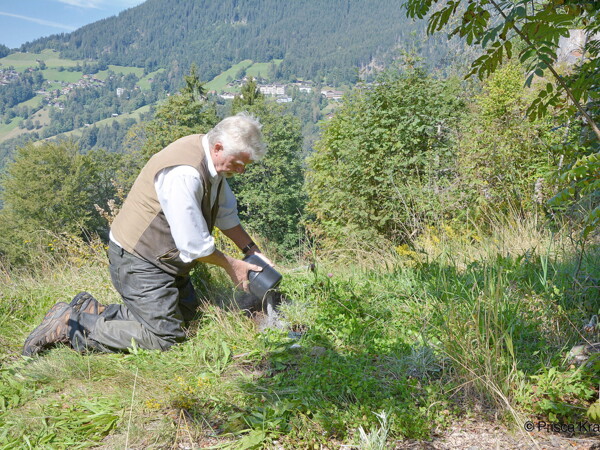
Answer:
[456, 63, 561, 214]
[0, 140, 125, 234]
[140, 65, 218, 158]
[232, 76, 263, 110]
[405, 0, 599, 235]
[0, 141, 125, 264]
[306, 67, 464, 245]
[229, 83, 306, 257]
[181, 63, 206, 101]
[405, 0, 599, 138]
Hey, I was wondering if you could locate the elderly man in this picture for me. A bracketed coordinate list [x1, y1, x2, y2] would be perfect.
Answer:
[23, 113, 270, 355]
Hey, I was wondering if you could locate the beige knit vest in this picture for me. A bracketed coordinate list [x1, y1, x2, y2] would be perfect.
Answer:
[111, 134, 222, 275]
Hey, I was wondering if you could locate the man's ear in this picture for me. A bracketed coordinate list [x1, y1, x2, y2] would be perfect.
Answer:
[213, 142, 224, 153]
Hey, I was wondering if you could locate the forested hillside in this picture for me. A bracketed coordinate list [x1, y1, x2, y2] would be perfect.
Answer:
[1, 0, 472, 170]
[22, 0, 451, 84]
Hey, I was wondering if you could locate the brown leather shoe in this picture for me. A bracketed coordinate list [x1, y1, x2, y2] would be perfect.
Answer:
[22, 302, 72, 357]
[69, 292, 105, 315]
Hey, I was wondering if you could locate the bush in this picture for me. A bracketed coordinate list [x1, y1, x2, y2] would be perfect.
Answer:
[306, 66, 465, 246]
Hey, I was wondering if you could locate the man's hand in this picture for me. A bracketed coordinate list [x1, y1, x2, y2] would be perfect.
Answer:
[195, 249, 262, 293]
[226, 258, 263, 292]
[246, 249, 274, 267]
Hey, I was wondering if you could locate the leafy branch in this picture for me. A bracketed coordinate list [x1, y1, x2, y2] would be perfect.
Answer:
[405, 0, 600, 140]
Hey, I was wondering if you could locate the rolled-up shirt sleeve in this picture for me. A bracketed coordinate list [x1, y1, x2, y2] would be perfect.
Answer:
[155, 166, 215, 262]
[215, 180, 240, 230]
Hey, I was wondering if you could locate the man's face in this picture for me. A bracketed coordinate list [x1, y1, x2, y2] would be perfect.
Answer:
[211, 143, 252, 178]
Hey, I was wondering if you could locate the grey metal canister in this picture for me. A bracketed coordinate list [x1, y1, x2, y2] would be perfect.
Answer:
[243, 254, 282, 298]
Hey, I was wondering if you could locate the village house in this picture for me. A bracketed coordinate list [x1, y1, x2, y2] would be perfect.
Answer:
[321, 89, 344, 100]
[259, 84, 285, 96]
[219, 92, 236, 100]
[291, 82, 313, 93]
[0, 69, 20, 85]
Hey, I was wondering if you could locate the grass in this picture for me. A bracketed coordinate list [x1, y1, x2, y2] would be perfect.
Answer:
[0, 218, 598, 448]
[246, 60, 282, 80]
[204, 60, 254, 93]
[19, 95, 44, 109]
[40, 69, 84, 83]
[0, 50, 145, 84]
[0, 96, 44, 143]
[0, 50, 83, 71]
[0, 105, 51, 145]
[0, 118, 20, 136]
[204, 59, 282, 93]
[137, 68, 165, 90]
[95, 65, 145, 82]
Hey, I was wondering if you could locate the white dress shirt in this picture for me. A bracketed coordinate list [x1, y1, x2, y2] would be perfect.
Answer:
[111, 135, 240, 262]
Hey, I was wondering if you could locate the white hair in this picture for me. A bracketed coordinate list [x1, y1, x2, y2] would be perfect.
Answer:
[206, 112, 266, 161]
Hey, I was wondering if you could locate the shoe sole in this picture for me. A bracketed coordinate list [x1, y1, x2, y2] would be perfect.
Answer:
[22, 302, 71, 357]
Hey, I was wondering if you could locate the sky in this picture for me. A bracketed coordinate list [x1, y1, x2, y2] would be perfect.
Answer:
[0, 0, 146, 49]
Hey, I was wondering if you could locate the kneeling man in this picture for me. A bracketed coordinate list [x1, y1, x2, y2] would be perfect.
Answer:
[23, 112, 271, 355]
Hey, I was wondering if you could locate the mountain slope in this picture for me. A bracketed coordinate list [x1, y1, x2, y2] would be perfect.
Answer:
[23, 0, 431, 83]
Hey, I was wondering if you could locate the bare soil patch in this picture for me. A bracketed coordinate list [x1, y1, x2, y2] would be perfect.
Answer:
[399, 419, 600, 449]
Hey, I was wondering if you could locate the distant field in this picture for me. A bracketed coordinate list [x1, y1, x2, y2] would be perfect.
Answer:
[1, 57, 287, 146]
[20, 95, 44, 109]
[41, 69, 84, 83]
[95, 104, 151, 126]
[0, 101, 44, 144]
[138, 68, 165, 90]
[0, 118, 26, 144]
[0, 50, 83, 71]
[0, 104, 52, 144]
[30, 107, 51, 127]
[96, 65, 145, 81]
[46, 82, 63, 91]
[204, 60, 253, 92]
[0, 117, 20, 135]
[246, 59, 281, 79]
[204, 59, 282, 93]
[109, 65, 144, 76]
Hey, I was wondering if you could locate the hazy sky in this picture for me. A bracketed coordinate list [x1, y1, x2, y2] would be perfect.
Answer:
[0, 0, 146, 49]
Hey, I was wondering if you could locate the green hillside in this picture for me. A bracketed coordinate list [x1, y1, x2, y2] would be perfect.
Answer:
[23, 0, 440, 85]
[0, 53, 287, 150]
[53, 104, 152, 141]
[0, 0, 470, 164]
[0, 49, 83, 70]
[204, 60, 282, 92]
[138, 68, 165, 90]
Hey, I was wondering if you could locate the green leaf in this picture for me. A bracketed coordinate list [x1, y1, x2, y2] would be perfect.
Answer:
[587, 400, 600, 422]
[525, 73, 535, 87]
[237, 430, 267, 449]
[514, 6, 526, 17]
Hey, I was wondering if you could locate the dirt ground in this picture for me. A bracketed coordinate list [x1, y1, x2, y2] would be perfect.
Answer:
[396, 419, 600, 449]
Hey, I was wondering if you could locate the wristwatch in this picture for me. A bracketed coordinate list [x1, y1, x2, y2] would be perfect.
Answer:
[242, 241, 257, 255]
